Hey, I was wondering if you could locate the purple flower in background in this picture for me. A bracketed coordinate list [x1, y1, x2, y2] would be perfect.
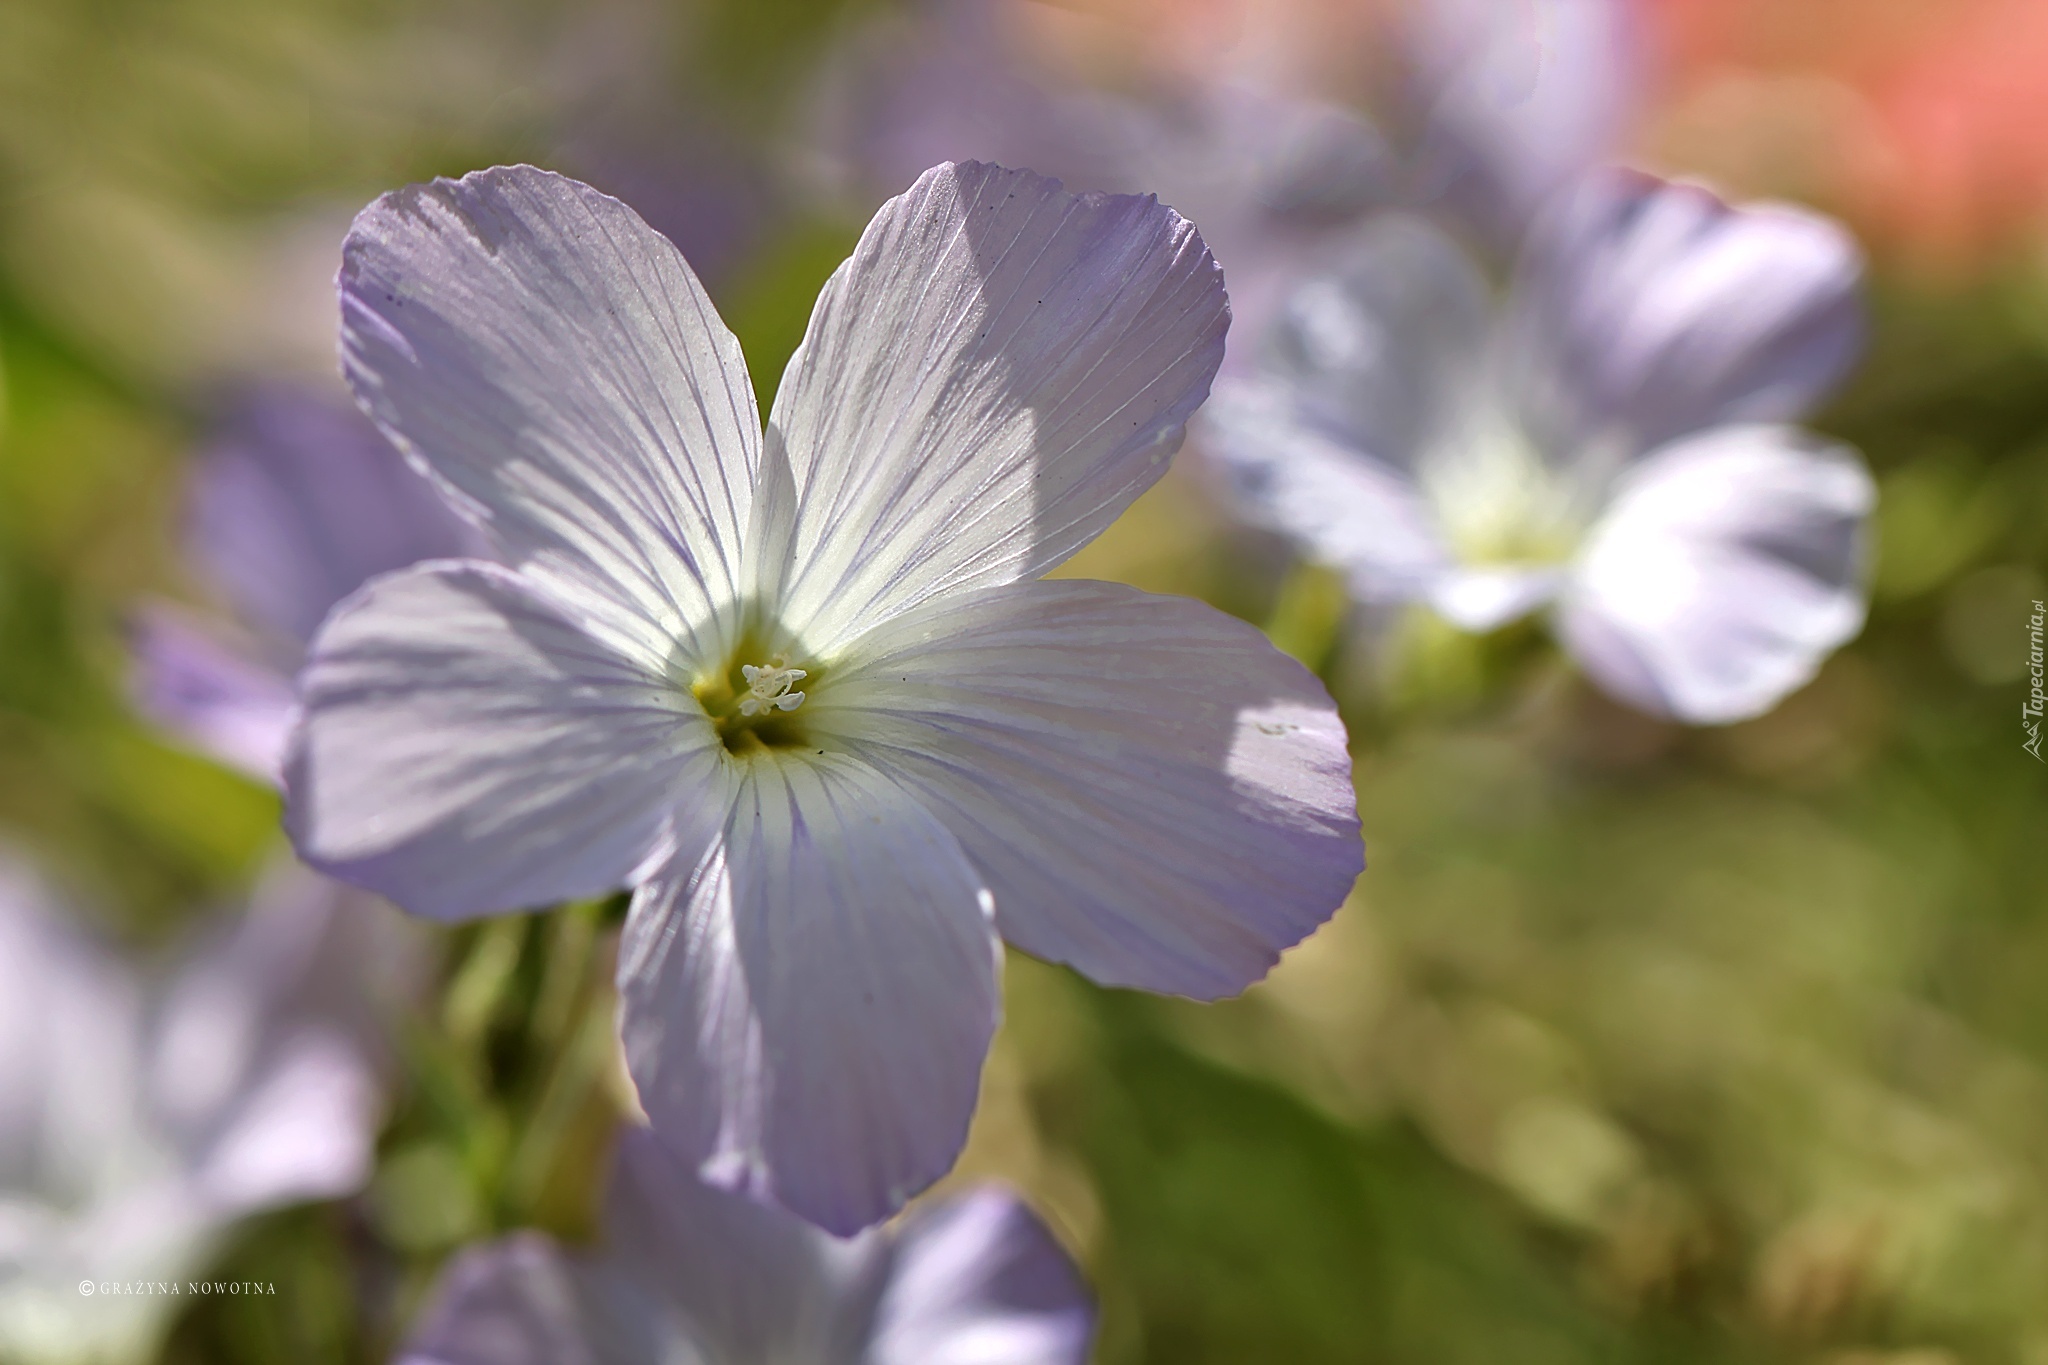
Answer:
[1205, 169, 1875, 723]
[132, 385, 486, 781]
[1402, 0, 1641, 251]
[0, 856, 399, 1364]
[285, 162, 1362, 1233]
[398, 1128, 1092, 1365]
[816, 0, 1638, 353]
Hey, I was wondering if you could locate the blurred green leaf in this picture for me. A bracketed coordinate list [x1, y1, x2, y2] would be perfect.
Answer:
[717, 214, 865, 411]
[1034, 990, 1770, 1364]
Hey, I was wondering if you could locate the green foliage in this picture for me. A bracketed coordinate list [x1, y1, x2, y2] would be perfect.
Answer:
[682, 0, 893, 114]
[1026, 984, 1770, 1364]
[717, 214, 868, 411]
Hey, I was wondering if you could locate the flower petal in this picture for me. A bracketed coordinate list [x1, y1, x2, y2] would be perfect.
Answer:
[599, 1128, 881, 1362]
[823, 1, 1387, 357]
[1202, 217, 1505, 609]
[1513, 170, 1864, 460]
[0, 859, 147, 1202]
[1558, 425, 1875, 723]
[395, 1233, 679, 1365]
[284, 563, 717, 920]
[1201, 378, 1451, 604]
[870, 1187, 1095, 1365]
[340, 166, 759, 673]
[186, 1030, 377, 1214]
[1232, 213, 1492, 473]
[188, 384, 486, 655]
[1426, 564, 1565, 631]
[1408, 0, 1639, 246]
[618, 757, 1001, 1234]
[1138, 87, 1393, 363]
[759, 160, 1228, 654]
[810, 579, 1361, 999]
[128, 606, 296, 783]
[152, 862, 418, 1213]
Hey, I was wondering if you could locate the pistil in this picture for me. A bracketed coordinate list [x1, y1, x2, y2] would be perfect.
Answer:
[737, 662, 807, 716]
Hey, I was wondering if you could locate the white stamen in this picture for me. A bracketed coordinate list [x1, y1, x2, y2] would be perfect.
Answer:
[736, 661, 807, 717]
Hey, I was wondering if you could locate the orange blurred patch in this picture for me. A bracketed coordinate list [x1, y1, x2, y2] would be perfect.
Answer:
[1009, 0, 1390, 95]
[1643, 0, 2048, 268]
[1862, 0, 2048, 261]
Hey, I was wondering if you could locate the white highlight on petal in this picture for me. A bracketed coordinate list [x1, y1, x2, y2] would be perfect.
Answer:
[736, 662, 808, 716]
[1559, 424, 1874, 722]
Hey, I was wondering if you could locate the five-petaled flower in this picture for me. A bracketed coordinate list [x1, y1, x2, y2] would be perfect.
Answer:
[1205, 167, 1877, 723]
[286, 160, 1363, 1233]
[398, 1128, 1093, 1365]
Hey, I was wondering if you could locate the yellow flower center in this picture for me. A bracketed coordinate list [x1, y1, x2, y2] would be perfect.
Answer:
[692, 637, 822, 757]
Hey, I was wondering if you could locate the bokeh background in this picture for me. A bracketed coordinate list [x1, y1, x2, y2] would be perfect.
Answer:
[2, 0, 2046, 1361]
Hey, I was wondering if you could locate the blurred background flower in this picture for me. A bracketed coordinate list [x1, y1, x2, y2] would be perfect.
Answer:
[131, 384, 489, 784]
[1203, 168, 1873, 722]
[0, 854, 409, 1365]
[0, 0, 2044, 1362]
[396, 1127, 1094, 1365]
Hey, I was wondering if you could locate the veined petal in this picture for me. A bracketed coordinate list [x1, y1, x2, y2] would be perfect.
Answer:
[871, 1188, 1095, 1365]
[1201, 378, 1451, 604]
[810, 579, 1362, 999]
[284, 563, 717, 921]
[1513, 170, 1864, 461]
[1152, 87, 1393, 364]
[340, 166, 759, 673]
[1558, 425, 1875, 723]
[759, 160, 1228, 654]
[618, 757, 1001, 1235]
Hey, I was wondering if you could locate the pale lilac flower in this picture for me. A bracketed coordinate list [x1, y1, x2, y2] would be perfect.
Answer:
[132, 384, 485, 781]
[397, 1128, 1092, 1365]
[1402, 0, 1641, 251]
[1206, 168, 1875, 723]
[0, 856, 394, 1364]
[285, 162, 1362, 1232]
